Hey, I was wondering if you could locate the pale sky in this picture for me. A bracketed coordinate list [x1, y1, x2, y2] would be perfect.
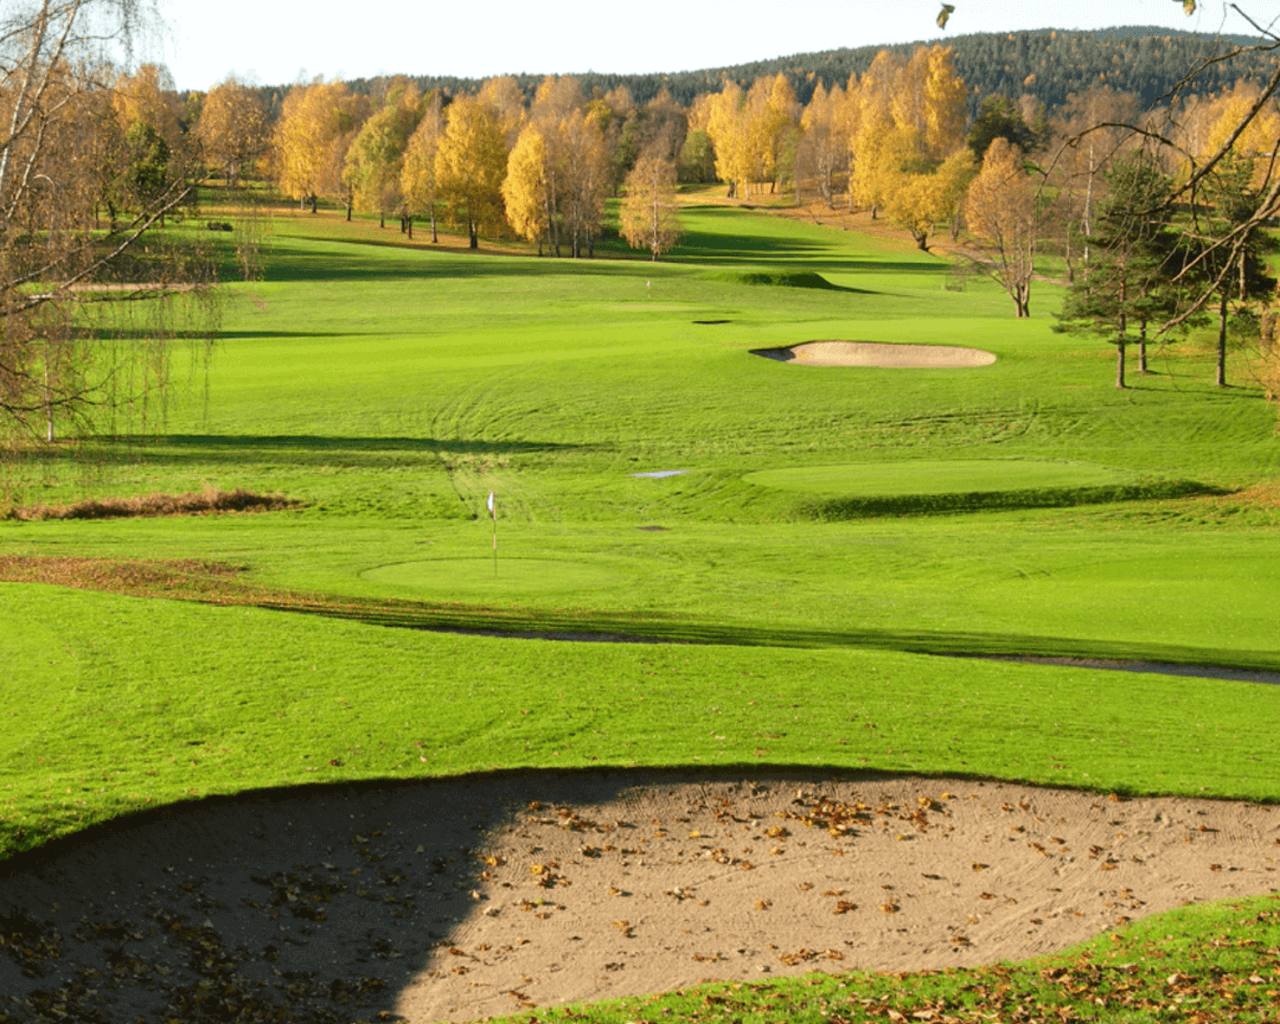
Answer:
[157, 1, 1265, 92]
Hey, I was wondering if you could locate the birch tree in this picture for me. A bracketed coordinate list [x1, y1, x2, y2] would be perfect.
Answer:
[435, 93, 507, 249]
[966, 138, 1038, 317]
[620, 148, 681, 260]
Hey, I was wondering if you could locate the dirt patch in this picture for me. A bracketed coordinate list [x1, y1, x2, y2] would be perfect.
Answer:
[0, 770, 1276, 1023]
[753, 341, 996, 368]
[4, 488, 303, 522]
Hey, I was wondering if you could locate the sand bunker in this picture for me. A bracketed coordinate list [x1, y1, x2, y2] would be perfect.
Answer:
[1, 770, 1276, 1023]
[754, 341, 996, 368]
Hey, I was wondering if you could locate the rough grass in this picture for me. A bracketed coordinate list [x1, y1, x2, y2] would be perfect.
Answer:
[3, 486, 302, 521]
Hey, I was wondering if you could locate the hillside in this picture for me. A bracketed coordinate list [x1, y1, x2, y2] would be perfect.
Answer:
[343, 26, 1272, 113]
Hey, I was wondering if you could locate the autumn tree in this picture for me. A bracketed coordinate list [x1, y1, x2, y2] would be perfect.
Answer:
[558, 107, 610, 257]
[620, 147, 682, 260]
[706, 75, 800, 198]
[435, 93, 508, 249]
[1, 0, 217, 444]
[196, 75, 268, 185]
[849, 50, 903, 217]
[797, 80, 851, 208]
[707, 81, 750, 197]
[884, 147, 975, 250]
[401, 90, 445, 242]
[344, 81, 423, 228]
[479, 75, 527, 148]
[966, 137, 1039, 317]
[617, 87, 688, 182]
[502, 124, 549, 251]
[274, 79, 369, 215]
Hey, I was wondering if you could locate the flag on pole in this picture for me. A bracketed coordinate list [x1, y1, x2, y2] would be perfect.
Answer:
[487, 491, 497, 576]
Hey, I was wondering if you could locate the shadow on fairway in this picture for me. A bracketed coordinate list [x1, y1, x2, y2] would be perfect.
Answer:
[245, 591, 1280, 679]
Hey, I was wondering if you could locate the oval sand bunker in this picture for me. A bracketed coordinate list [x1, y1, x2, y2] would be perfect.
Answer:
[753, 340, 996, 367]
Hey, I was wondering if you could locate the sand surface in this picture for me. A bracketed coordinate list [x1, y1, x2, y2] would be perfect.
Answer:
[753, 341, 997, 367]
[2, 769, 1277, 1023]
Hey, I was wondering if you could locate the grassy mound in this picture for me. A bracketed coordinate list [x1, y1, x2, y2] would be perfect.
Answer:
[800, 479, 1224, 518]
[707, 269, 842, 289]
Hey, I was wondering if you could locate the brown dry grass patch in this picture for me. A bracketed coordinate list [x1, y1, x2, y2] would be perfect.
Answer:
[4, 487, 303, 522]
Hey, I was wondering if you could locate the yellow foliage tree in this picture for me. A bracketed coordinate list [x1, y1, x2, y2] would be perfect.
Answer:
[502, 124, 549, 250]
[967, 138, 1037, 317]
[798, 80, 852, 208]
[884, 147, 975, 250]
[924, 45, 969, 161]
[558, 108, 610, 257]
[274, 79, 369, 215]
[401, 91, 445, 241]
[196, 75, 268, 185]
[480, 75, 528, 148]
[435, 93, 508, 249]
[344, 82, 423, 228]
[706, 75, 800, 198]
[111, 63, 181, 150]
[620, 148, 682, 260]
[707, 81, 750, 197]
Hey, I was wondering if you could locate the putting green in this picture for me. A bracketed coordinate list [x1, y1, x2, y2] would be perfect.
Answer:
[361, 558, 620, 597]
[744, 460, 1136, 497]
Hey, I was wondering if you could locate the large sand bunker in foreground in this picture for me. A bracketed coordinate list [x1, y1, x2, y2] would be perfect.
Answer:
[754, 340, 996, 367]
[1, 771, 1276, 1023]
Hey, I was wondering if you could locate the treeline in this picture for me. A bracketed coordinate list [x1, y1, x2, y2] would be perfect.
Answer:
[338, 27, 1265, 115]
[212, 26, 1264, 133]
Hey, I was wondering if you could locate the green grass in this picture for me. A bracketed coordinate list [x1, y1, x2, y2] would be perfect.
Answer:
[2, 197, 1279, 1021]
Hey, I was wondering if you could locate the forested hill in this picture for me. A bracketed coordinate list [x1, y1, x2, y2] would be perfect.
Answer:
[340, 26, 1269, 115]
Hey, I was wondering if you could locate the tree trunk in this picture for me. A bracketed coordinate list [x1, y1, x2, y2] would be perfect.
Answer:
[407, 216, 413, 240]
[1216, 289, 1228, 387]
[914, 230, 929, 252]
[1116, 307, 1127, 389]
[1014, 282, 1031, 318]
[469, 220, 478, 249]
[309, 193, 318, 214]
[430, 207, 438, 243]
[1137, 320, 1148, 374]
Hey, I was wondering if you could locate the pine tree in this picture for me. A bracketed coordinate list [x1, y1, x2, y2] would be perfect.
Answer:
[1054, 152, 1182, 388]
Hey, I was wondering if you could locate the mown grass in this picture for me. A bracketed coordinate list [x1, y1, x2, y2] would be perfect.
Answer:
[2, 195, 1279, 1022]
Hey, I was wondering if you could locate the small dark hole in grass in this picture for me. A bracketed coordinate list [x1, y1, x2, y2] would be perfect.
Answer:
[637, 525, 670, 531]
[693, 319, 731, 325]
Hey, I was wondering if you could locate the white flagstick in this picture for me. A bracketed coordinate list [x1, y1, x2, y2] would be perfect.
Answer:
[487, 491, 497, 576]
